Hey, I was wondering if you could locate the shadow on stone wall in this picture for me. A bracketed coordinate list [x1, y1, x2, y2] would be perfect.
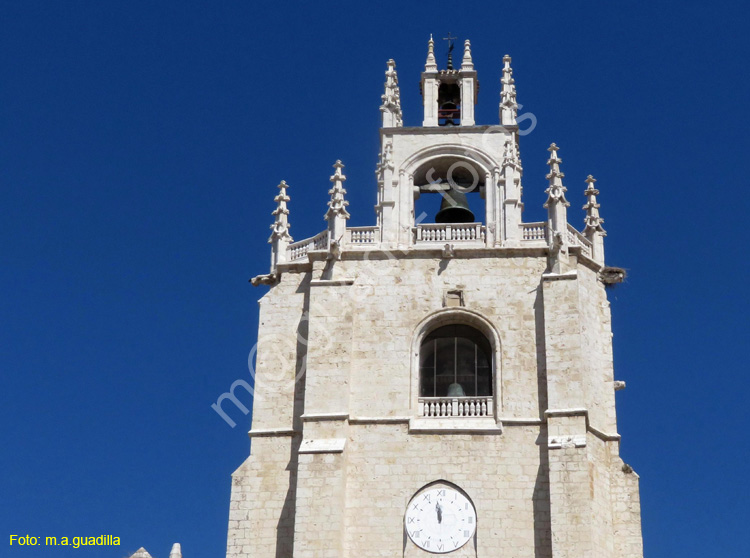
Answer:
[275, 274, 311, 558]
[534, 428, 552, 558]
[533, 285, 548, 416]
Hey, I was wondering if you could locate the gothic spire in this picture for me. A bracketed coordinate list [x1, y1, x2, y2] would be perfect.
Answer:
[544, 144, 570, 273]
[583, 175, 605, 234]
[269, 180, 292, 243]
[500, 55, 518, 126]
[380, 59, 403, 128]
[460, 39, 474, 70]
[583, 175, 607, 263]
[544, 144, 569, 208]
[325, 160, 350, 221]
[425, 34, 438, 72]
[169, 544, 182, 558]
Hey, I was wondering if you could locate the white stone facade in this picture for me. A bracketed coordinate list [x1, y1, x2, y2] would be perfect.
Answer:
[228, 38, 642, 558]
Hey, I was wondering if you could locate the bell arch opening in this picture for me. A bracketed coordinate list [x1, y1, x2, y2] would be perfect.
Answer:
[437, 82, 461, 126]
[411, 156, 487, 226]
[419, 324, 493, 398]
[410, 308, 502, 421]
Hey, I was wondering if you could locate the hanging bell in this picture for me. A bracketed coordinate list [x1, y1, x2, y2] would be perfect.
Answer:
[435, 189, 475, 223]
[446, 382, 466, 397]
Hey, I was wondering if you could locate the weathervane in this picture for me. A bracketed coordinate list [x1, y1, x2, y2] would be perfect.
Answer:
[443, 32, 457, 69]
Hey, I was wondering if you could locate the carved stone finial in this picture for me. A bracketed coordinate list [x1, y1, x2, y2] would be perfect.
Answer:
[425, 35, 438, 72]
[583, 174, 607, 263]
[544, 144, 569, 208]
[502, 139, 522, 171]
[269, 180, 292, 243]
[326, 160, 351, 221]
[500, 54, 518, 126]
[544, 144, 570, 273]
[376, 141, 394, 177]
[583, 175, 606, 234]
[169, 543, 182, 558]
[461, 39, 474, 70]
[268, 180, 293, 272]
[380, 59, 403, 127]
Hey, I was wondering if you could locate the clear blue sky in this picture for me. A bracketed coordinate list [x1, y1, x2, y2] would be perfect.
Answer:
[2, 1, 748, 557]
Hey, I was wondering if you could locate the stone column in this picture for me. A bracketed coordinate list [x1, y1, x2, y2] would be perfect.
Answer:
[459, 40, 476, 126]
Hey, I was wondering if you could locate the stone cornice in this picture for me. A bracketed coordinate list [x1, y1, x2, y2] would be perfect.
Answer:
[544, 407, 588, 417]
[301, 412, 350, 421]
[247, 428, 299, 438]
[381, 124, 519, 137]
[348, 416, 410, 424]
[409, 417, 504, 434]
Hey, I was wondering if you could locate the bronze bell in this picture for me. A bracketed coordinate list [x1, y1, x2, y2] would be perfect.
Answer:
[446, 382, 466, 397]
[435, 190, 475, 223]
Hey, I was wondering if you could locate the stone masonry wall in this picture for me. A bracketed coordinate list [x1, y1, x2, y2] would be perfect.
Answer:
[577, 265, 618, 433]
[226, 436, 298, 558]
[342, 423, 551, 558]
[334, 254, 549, 420]
[227, 249, 642, 558]
[251, 271, 310, 432]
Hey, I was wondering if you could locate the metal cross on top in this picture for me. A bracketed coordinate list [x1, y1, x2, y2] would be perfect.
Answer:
[443, 32, 458, 69]
[443, 32, 457, 51]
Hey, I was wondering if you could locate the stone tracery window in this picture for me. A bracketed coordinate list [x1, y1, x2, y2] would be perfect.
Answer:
[419, 324, 492, 398]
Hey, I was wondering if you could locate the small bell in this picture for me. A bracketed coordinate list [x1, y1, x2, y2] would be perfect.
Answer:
[435, 190, 475, 223]
[446, 382, 466, 397]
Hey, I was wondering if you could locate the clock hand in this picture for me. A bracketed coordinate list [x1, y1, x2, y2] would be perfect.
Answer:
[436, 502, 442, 524]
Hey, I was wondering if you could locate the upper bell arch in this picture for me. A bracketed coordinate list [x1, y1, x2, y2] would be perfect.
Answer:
[400, 143, 497, 180]
[400, 143, 499, 227]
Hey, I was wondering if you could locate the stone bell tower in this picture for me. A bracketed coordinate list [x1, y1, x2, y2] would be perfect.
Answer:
[226, 37, 643, 558]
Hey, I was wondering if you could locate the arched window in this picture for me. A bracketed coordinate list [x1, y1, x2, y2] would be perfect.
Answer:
[419, 325, 492, 397]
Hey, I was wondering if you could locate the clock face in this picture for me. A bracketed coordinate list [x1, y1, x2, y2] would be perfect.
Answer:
[405, 487, 476, 553]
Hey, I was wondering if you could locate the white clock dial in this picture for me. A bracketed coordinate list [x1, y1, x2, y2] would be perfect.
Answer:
[405, 487, 476, 553]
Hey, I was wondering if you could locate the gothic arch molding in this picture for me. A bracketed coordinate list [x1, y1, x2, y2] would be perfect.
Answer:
[400, 143, 498, 178]
[399, 144, 500, 234]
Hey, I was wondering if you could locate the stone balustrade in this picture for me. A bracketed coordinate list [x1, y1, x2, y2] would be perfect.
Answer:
[414, 223, 485, 243]
[519, 222, 547, 242]
[347, 226, 379, 244]
[419, 396, 493, 418]
[566, 223, 593, 258]
[287, 230, 329, 261]
[286, 222, 592, 261]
